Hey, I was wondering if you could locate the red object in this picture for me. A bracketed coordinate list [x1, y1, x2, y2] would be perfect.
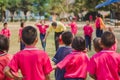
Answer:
[57, 50, 89, 78]
[0, 28, 11, 38]
[36, 24, 48, 34]
[8, 46, 52, 80]
[88, 49, 120, 80]
[59, 35, 63, 45]
[69, 22, 78, 35]
[83, 25, 93, 37]
[0, 52, 13, 80]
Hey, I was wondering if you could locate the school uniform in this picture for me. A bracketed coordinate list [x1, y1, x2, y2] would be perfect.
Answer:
[57, 50, 89, 80]
[88, 49, 120, 80]
[69, 22, 78, 35]
[36, 24, 48, 51]
[0, 51, 13, 80]
[0, 28, 11, 38]
[47, 22, 66, 51]
[83, 25, 93, 50]
[8, 46, 52, 80]
[52, 46, 73, 80]
[19, 28, 25, 50]
[95, 17, 103, 37]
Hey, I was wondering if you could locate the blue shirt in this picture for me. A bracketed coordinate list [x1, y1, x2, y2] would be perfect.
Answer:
[52, 46, 72, 80]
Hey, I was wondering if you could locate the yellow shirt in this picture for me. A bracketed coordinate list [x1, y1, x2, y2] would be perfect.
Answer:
[47, 22, 66, 33]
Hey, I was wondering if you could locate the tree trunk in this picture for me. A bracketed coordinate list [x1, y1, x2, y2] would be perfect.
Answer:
[10, 11, 15, 22]
[24, 11, 28, 21]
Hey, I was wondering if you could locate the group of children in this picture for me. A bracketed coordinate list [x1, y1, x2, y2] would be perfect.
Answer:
[0, 19, 120, 80]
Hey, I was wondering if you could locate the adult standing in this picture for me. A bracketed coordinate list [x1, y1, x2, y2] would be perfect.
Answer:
[43, 21, 66, 51]
[95, 14, 106, 37]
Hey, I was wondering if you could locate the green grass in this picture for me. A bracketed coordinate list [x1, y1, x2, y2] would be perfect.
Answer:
[1, 21, 120, 80]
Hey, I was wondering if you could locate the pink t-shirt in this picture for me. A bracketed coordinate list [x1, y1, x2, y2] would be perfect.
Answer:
[88, 49, 120, 80]
[0, 28, 11, 38]
[36, 24, 48, 34]
[19, 27, 23, 38]
[69, 22, 78, 35]
[95, 18, 100, 28]
[0, 52, 13, 80]
[57, 50, 89, 78]
[110, 42, 117, 51]
[83, 25, 93, 37]
[8, 46, 52, 80]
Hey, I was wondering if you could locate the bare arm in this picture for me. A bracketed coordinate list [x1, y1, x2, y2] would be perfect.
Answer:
[45, 74, 51, 80]
[52, 65, 57, 70]
[89, 74, 96, 79]
[4, 66, 15, 79]
[4, 66, 22, 80]
[43, 31, 50, 42]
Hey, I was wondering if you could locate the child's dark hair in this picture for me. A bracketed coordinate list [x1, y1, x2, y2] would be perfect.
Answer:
[101, 31, 115, 48]
[52, 22, 57, 26]
[93, 38, 103, 52]
[3, 22, 7, 26]
[72, 36, 85, 51]
[21, 22, 24, 28]
[22, 26, 37, 45]
[0, 34, 9, 52]
[62, 31, 73, 46]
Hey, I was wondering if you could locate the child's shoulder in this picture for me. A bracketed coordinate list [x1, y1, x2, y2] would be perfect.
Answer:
[0, 54, 12, 63]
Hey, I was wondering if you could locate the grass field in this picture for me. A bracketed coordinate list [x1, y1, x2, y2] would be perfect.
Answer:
[1, 21, 120, 80]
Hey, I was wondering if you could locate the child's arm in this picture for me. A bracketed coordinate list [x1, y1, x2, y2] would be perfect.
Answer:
[4, 66, 15, 79]
[43, 31, 50, 42]
[52, 65, 57, 70]
[45, 74, 51, 80]
[4, 66, 22, 80]
[89, 74, 96, 79]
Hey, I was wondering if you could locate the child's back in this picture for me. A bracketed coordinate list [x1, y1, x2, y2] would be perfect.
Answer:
[89, 49, 120, 80]
[52, 31, 73, 80]
[88, 31, 120, 80]
[53, 46, 72, 80]
[5, 26, 52, 80]
[9, 48, 52, 80]
[56, 36, 89, 80]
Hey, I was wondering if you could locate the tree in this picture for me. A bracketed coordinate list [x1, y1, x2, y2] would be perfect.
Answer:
[19, 0, 34, 20]
[7, 0, 21, 21]
[0, 0, 8, 21]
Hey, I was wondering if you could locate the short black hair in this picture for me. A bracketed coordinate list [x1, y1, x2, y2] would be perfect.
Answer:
[93, 38, 103, 52]
[21, 22, 24, 28]
[62, 31, 73, 46]
[97, 14, 101, 17]
[22, 26, 37, 45]
[0, 34, 9, 52]
[51, 22, 57, 27]
[101, 31, 115, 48]
[72, 36, 85, 51]
[4, 22, 7, 26]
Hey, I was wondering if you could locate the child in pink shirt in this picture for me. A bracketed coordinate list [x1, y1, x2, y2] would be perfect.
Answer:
[0, 34, 13, 80]
[4, 26, 52, 80]
[88, 31, 120, 80]
[18, 22, 25, 50]
[53, 36, 89, 80]
[69, 17, 78, 36]
[35, 20, 49, 51]
[0, 23, 11, 39]
[83, 20, 93, 51]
